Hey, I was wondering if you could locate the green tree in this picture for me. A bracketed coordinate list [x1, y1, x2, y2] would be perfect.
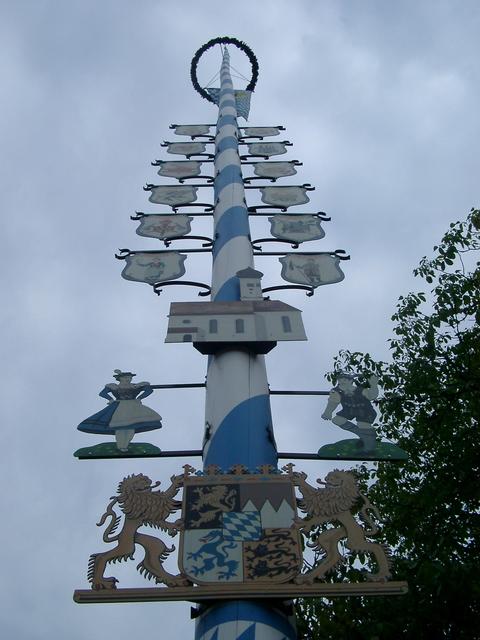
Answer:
[297, 209, 480, 639]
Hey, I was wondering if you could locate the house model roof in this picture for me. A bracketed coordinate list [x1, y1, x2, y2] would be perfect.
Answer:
[236, 267, 264, 279]
[169, 300, 302, 316]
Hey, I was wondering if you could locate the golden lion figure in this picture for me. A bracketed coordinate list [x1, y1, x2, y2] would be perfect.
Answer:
[284, 466, 392, 583]
[188, 485, 237, 527]
[88, 473, 189, 589]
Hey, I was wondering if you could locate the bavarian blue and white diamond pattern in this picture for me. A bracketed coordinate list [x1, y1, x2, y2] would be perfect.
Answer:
[223, 511, 262, 541]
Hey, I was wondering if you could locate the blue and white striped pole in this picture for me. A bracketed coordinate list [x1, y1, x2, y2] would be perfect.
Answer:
[195, 46, 297, 640]
[203, 47, 276, 472]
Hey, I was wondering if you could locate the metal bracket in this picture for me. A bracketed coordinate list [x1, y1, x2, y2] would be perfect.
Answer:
[247, 211, 330, 220]
[162, 235, 213, 248]
[252, 238, 299, 250]
[254, 249, 350, 260]
[262, 284, 315, 297]
[244, 182, 314, 191]
[239, 140, 292, 147]
[115, 248, 212, 259]
[242, 159, 302, 166]
[131, 211, 215, 219]
[155, 153, 215, 160]
[153, 280, 211, 297]
[161, 140, 215, 146]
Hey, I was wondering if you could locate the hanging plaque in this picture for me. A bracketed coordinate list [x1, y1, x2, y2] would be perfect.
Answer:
[253, 161, 298, 180]
[166, 142, 207, 156]
[121, 251, 186, 284]
[173, 125, 211, 136]
[136, 215, 193, 240]
[260, 186, 310, 208]
[279, 254, 345, 288]
[148, 185, 198, 206]
[242, 127, 280, 137]
[269, 215, 325, 243]
[247, 142, 288, 157]
[157, 161, 203, 180]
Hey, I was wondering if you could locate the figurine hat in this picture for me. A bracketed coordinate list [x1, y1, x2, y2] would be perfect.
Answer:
[336, 371, 355, 380]
[113, 369, 136, 379]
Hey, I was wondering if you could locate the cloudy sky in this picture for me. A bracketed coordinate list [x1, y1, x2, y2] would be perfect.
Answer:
[1, 1, 479, 638]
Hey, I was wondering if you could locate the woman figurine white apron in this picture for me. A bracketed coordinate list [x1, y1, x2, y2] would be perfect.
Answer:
[78, 370, 162, 451]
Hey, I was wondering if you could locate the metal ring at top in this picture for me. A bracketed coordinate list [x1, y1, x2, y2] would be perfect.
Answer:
[190, 37, 259, 103]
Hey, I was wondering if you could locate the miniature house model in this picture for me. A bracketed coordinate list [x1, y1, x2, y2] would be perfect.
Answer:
[165, 268, 307, 354]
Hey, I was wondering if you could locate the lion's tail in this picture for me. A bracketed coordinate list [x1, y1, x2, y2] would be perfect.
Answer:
[358, 492, 381, 536]
[96, 497, 122, 543]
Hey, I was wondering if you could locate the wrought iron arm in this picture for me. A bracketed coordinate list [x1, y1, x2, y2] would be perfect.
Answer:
[242, 160, 302, 166]
[163, 235, 213, 248]
[244, 183, 314, 191]
[144, 183, 213, 190]
[155, 152, 215, 160]
[262, 284, 315, 297]
[247, 210, 330, 220]
[170, 123, 216, 128]
[239, 139, 291, 147]
[149, 383, 206, 390]
[152, 158, 215, 165]
[252, 238, 299, 250]
[243, 176, 279, 183]
[131, 211, 214, 219]
[115, 248, 212, 259]
[168, 203, 214, 213]
[254, 249, 350, 260]
[269, 389, 330, 396]
[153, 281, 211, 297]
[161, 140, 215, 146]
[176, 175, 215, 184]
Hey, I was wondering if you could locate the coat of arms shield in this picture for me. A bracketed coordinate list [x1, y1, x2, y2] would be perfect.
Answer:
[166, 142, 207, 156]
[121, 251, 186, 284]
[148, 185, 198, 206]
[179, 473, 302, 584]
[269, 215, 325, 243]
[246, 142, 288, 158]
[157, 161, 203, 180]
[279, 253, 345, 288]
[136, 214, 193, 240]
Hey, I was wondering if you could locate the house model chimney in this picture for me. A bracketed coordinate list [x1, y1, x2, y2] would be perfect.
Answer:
[237, 267, 264, 301]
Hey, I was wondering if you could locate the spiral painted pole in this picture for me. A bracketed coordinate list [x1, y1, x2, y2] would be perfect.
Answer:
[194, 44, 297, 640]
[202, 47, 276, 472]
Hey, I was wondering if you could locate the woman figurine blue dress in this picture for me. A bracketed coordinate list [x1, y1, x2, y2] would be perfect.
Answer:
[78, 370, 162, 451]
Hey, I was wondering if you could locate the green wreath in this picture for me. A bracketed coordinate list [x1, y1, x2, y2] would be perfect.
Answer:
[190, 36, 259, 103]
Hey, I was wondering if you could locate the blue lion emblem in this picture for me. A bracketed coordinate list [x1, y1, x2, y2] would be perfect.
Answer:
[187, 530, 239, 580]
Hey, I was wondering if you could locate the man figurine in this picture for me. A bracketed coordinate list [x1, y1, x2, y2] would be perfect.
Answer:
[321, 372, 379, 452]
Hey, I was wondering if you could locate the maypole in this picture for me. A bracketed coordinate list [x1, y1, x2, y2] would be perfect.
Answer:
[73, 36, 408, 640]
[196, 41, 294, 640]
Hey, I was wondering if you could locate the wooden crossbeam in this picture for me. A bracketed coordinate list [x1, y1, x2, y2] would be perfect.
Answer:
[74, 581, 408, 604]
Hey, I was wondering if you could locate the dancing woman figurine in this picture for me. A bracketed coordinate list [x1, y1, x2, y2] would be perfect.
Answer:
[77, 370, 162, 452]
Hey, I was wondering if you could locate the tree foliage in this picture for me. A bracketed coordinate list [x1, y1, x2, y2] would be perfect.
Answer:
[297, 210, 480, 639]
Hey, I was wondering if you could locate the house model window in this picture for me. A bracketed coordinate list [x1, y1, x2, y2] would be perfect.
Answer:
[282, 315, 292, 332]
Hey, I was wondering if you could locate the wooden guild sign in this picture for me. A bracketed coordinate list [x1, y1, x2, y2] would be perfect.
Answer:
[74, 465, 407, 603]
